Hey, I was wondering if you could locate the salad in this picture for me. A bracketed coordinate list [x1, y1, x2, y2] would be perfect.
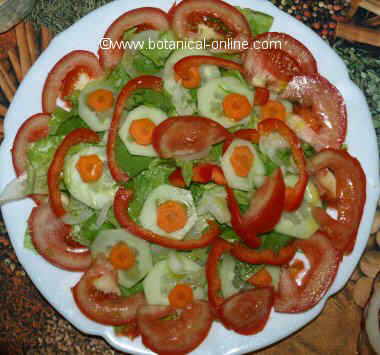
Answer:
[0, 0, 367, 353]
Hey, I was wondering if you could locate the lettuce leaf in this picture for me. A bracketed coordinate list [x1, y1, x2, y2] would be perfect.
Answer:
[126, 88, 175, 114]
[238, 7, 274, 36]
[107, 63, 131, 91]
[139, 31, 175, 67]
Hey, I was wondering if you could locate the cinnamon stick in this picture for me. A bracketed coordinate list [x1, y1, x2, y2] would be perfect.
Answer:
[0, 69, 14, 101]
[0, 103, 7, 116]
[0, 61, 16, 94]
[335, 23, 380, 47]
[15, 22, 32, 78]
[25, 23, 39, 63]
[363, 15, 380, 26]
[8, 48, 22, 82]
[41, 25, 53, 51]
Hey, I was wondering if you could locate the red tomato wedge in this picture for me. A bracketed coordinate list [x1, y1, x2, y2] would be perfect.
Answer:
[226, 168, 285, 246]
[42, 50, 104, 113]
[28, 202, 91, 271]
[152, 116, 231, 160]
[258, 119, 308, 211]
[274, 232, 340, 313]
[11, 113, 50, 205]
[72, 256, 146, 325]
[114, 188, 220, 250]
[282, 75, 347, 151]
[220, 288, 274, 335]
[137, 301, 213, 355]
[170, 0, 251, 53]
[98, 7, 170, 69]
[206, 238, 233, 313]
[309, 149, 366, 254]
[107, 75, 163, 182]
[244, 32, 318, 90]
[48, 128, 100, 217]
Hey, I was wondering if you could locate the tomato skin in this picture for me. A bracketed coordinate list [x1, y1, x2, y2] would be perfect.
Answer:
[47, 128, 100, 217]
[220, 287, 274, 335]
[114, 188, 220, 250]
[72, 256, 146, 325]
[274, 232, 340, 313]
[42, 50, 104, 113]
[60, 66, 92, 106]
[107, 75, 162, 183]
[309, 149, 366, 254]
[206, 238, 233, 313]
[258, 119, 308, 211]
[98, 7, 170, 69]
[244, 32, 318, 90]
[282, 75, 347, 151]
[170, 0, 251, 53]
[137, 301, 213, 355]
[152, 116, 231, 160]
[29, 202, 91, 271]
[226, 168, 285, 247]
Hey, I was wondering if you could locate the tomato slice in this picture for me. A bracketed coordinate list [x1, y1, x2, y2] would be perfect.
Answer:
[29, 202, 91, 271]
[274, 232, 340, 313]
[170, 0, 251, 53]
[258, 119, 308, 211]
[206, 238, 233, 313]
[72, 256, 146, 325]
[11, 113, 50, 205]
[98, 7, 170, 69]
[114, 188, 220, 250]
[309, 149, 366, 254]
[137, 301, 213, 355]
[244, 32, 317, 90]
[42, 50, 104, 113]
[107, 75, 163, 182]
[48, 128, 100, 217]
[220, 287, 274, 335]
[231, 243, 296, 266]
[226, 168, 285, 246]
[152, 116, 230, 160]
[282, 75, 347, 151]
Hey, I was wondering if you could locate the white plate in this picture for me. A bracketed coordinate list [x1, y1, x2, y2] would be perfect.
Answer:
[0, 0, 379, 354]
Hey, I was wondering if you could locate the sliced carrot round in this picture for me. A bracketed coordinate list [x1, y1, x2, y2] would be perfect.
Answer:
[260, 100, 286, 121]
[109, 242, 136, 270]
[247, 268, 272, 288]
[87, 89, 114, 112]
[129, 118, 156, 146]
[230, 145, 254, 177]
[223, 93, 252, 121]
[168, 284, 194, 308]
[76, 154, 104, 183]
[157, 200, 188, 233]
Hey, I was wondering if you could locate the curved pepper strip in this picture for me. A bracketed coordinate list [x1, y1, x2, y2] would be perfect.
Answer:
[231, 243, 296, 266]
[206, 238, 233, 314]
[174, 56, 245, 89]
[114, 188, 220, 250]
[258, 119, 308, 211]
[223, 128, 259, 153]
[48, 128, 100, 217]
[107, 75, 163, 182]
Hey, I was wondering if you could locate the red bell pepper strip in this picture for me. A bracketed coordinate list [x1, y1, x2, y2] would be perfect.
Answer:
[231, 243, 296, 266]
[226, 168, 285, 248]
[168, 168, 186, 188]
[223, 128, 259, 153]
[254, 87, 270, 106]
[206, 238, 233, 314]
[114, 188, 220, 250]
[258, 119, 308, 211]
[107, 75, 163, 182]
[174, 56, 245, 89]
[48, 128, 100, 217]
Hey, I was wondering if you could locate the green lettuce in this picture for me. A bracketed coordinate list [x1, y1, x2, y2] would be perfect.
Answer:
[107, 63, 131, 91]
[49, 107, 88, 136]
[238, 7, 274, 36]
[126, 88, 175, 114]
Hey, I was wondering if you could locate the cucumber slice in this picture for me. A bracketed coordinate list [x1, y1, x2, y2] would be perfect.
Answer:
[139, 184, 198, 240]
[91, 229, 153, 288]
[118, 105, 167, 157]
[163, 49, 220, 115]
[63, 145, 118, 209]
[143, 253, 206, 305]
[274, 175, 322, 239]
[265, 266, 280, 290]
[220, 253, 240, 298]
[197, 77, 254, 128]
[78, 80, 116, 132]
[221, 139, 265, 191]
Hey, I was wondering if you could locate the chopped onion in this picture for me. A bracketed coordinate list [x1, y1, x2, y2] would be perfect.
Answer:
[95, 200, 112, 228]
[61, 209, 94, 225]
[0, 173, 28, 206]
[365, 272, 380, 354]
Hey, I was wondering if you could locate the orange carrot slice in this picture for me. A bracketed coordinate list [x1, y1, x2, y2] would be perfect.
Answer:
[129, 118, 156, 146]
[260, 100, 286, 121]
[230, 145, 254, 177]
[157, 201, 188, 233]
[76, 154, 104, 183]
[223, 93, 252, 121]
[109, 242, 136, 270]
[87, 89, 114, 112]
[168, 284, 194, 308]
